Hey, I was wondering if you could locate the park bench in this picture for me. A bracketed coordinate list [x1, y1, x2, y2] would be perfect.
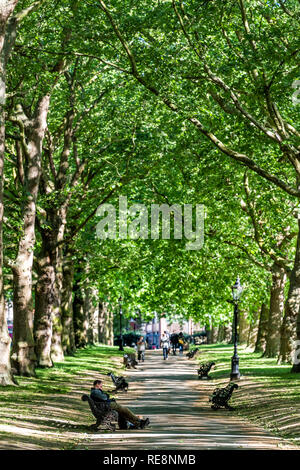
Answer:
[107, 371, 128, 392]
[197, 361, 215, 379]
[81, 394, 128, 431]
[123, 353, 138, 369]
[209, 383, 238, 410]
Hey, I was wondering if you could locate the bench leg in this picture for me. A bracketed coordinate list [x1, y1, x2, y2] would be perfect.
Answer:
[211, 405, 220, 410]
[90, 418, 101, 430]
[225, 404, 234, 411]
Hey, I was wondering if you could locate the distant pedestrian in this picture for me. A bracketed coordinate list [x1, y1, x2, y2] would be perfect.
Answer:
[170, 333, 179, 355]
[137, 336, 146, 362]
[178, 332, 185, 356]
[161, 332, 170, 360]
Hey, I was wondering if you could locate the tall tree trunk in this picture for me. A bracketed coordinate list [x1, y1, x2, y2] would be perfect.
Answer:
[211, 326, 218, 344]
[0, 57, 12, 382]
[61, 249, 75, 355]
[238, 310, 250, 343]
[247, 308, 260, 350]
[34, 239, 55, 367]
[98, 301, 113, 344]
[279, 226, 300, 368]
[35, 204, 67, 362]
[107, 305, 114, 346]
[265, 264, 286, 358]
[11, 269, 36, 376]
[34, 224, 66, 365]
[205, 323, 212, 344]
[11, 96, 50, 376]
[293, 313, 300, 371]
[50, 242, 64, 362]
[86, 287, 99, 345]
[255, 303, 269, 353]
[0, 1, 19, 386]
[223, 323, 232, 343]
[217, 325, 225, 342]
[50, 207, 68, 362]
[278, 311, 295, 364]
[73, 269, 87, 348]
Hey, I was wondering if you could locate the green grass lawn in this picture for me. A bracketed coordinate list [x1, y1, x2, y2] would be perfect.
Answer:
[0, 344, 134, 449]
[196, 343, 300, 445]
[1, 344, 134, 397]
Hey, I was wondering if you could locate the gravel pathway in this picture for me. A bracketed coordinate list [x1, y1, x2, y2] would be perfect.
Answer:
[81, 349, 297, 450]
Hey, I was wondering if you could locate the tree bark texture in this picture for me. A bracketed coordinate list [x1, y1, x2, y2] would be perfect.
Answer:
[61, 250, 75, 355]
[279, 225, 300, 368]
[247, 308, 260, 350]
[34, 241, 55, 368]
[238, 311, 250, 344]
[255, 303, 269, 353]
[265, 264, 286, 358]
[98, 301, 114, 345]
[86, 287, 99, 345]
[73, 271, 88, 348]
[11, 95, 50, 376]
[0, 0, 19, 386]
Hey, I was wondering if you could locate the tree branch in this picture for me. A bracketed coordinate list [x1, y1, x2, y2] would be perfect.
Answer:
[98, 1, 300, 199]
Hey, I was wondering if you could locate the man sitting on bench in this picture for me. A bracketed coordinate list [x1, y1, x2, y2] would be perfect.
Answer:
[90, 380, 150, 429]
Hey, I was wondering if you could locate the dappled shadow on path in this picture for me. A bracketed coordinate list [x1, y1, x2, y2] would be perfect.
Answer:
[1, 348, 298, 450]
[81, 350, 297, 450]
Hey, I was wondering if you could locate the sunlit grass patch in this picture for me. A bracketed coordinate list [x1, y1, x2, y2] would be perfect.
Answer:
[0, 344, 129, 449]
[197, 343, 300, 444]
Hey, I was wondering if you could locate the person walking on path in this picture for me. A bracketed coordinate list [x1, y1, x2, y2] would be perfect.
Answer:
[161, 332, 170, 360]
[137, 336, 146, 362]
[170, 333, 179, 355]
[90, 380, 150, 429]
[178, 332, 185, 356]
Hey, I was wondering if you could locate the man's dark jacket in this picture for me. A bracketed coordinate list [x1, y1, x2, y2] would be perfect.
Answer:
[90, 387, 112, 403]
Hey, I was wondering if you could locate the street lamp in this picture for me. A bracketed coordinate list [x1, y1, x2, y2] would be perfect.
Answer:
[118, 296, 124, 351]
[230, 276, 244, 380]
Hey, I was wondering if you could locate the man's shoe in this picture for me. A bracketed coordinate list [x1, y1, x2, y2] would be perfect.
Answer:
[139, 418, 150, 429]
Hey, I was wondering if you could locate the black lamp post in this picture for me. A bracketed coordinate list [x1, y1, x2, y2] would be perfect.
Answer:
[118, 296, 124, 351]
[230, 276, 244, 381]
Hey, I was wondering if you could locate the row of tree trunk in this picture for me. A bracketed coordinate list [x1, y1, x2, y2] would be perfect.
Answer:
[207, 261, 297, 365]
[0, 0, 119, 385]
[11, 247, 114, 377]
